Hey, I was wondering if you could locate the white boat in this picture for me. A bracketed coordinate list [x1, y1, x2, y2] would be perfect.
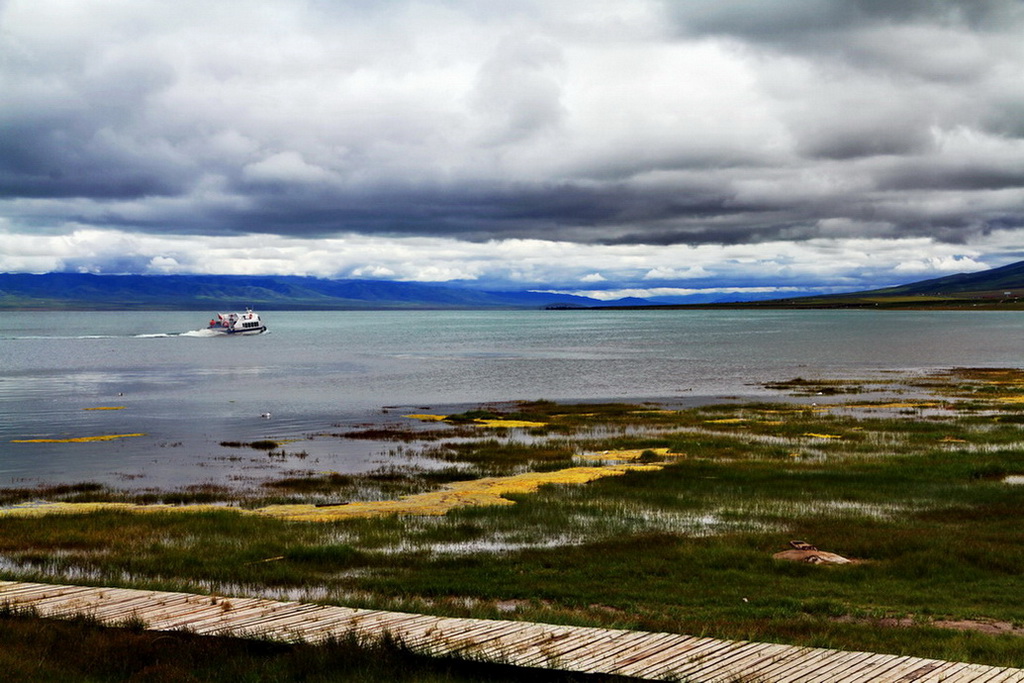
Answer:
[207, 308, 267, 335]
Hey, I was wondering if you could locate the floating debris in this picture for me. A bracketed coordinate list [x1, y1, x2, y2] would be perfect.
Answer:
[82, 406, 127, 411]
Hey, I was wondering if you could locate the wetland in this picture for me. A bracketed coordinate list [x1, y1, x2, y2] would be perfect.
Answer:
[4, 367, 1024, 672]
[5, 310, 1024, 678]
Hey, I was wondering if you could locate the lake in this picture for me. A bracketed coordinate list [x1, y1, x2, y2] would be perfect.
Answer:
[2, 308, 1021, 489]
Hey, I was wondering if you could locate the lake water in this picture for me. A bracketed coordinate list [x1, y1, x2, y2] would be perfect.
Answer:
[2, 308, 1022, 490]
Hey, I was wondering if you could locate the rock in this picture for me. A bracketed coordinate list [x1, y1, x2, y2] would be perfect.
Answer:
[773, 548, 852, 565]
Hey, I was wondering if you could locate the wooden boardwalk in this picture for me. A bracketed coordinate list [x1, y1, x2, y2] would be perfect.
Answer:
[2, 580, 1022, 682]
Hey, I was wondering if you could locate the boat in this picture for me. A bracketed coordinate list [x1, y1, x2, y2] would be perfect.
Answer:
[207, 308, 267, 335]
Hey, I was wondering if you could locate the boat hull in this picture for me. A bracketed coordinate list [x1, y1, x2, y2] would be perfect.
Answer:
[219, 326, 266, 335]
[206, 308, 267, 335]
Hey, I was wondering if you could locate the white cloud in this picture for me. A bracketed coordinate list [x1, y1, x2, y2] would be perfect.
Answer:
[893, 256, 987, 274]
[242, 152, 339, 185]
[0, 225, 1012, 295]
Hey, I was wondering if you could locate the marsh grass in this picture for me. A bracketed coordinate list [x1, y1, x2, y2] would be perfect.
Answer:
[4, 370, 1024, 667]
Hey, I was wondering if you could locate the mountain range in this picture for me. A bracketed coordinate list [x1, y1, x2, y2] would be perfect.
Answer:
[0, 272, 644, 310]
[2, 261, 1024, 310]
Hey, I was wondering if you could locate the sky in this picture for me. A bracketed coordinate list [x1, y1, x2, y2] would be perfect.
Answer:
[2, 0, 1023, 301]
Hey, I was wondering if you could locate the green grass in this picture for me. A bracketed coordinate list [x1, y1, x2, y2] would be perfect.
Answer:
[3, 368, 1024, 670]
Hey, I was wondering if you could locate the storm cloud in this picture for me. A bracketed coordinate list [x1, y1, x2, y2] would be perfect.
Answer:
[1, 0, 1023, 291]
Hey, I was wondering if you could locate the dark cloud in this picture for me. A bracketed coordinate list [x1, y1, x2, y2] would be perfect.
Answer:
[0, 0, 1022, 260]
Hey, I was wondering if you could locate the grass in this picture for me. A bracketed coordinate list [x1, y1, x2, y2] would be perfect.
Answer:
[3, 368, 1024, 672]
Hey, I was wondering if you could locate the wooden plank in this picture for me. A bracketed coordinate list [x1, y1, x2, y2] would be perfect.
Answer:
[195, 601, 320, 634]
[990, 671, 1024, 683]
[506, 624, 638, 669]
[653, 638, 771, 681]
[795, 650, 904, 683]
[179, 598, 300, 630]
[937, 663, 1017, 683]
[734, 646, 853, 683]
[410, 616, 508, 647]
[687, 640, 796, 682]
[355, 613, 448, 645]
[623, 635, 733, 679]
[501, 626, 610, 669]
[346, 611, 438, 636]
[556, 631, 687, 673]
[754, 643, 831, 681]
[628, 635, 746, 679]
[0, 582, 85, 600]
[0, 584, 97, 605]
[441, 622, 555, 660]
[427, 619, 541, 656]
[11, 587, 110, 614]
[191, 603, 330, 636]
[461, 623, 584, 666]
[511, 623, 629, 662]
[242, 605, 354, 641]
[104, 593, 225, 628]
[886, 659, 963, 682]
[838, 655, 925, 683]
[142, 600, 258, 631]
[565, 631, 684, 674]
[781, 651, 889, 683]
[835, 653, 939, 683]
[258, 607, 372, 644]
[84, 594, 183, 622]
[140, 597, 274, 630]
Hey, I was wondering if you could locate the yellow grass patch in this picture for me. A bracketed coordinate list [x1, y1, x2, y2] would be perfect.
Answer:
[402, 414, 546, 428]
[705, 418, 747, 424]
[591, 448, 674, 462]
[803, 432, 843, 440]
[82, 406, 127, 411]
[0, 452, 675, 522]
[472, 419, 547, 428]
[11, 433, 146, 443]
[259, 464, 661, 521]
[0, 501, 224, 517]
[844, 401, 943, 410]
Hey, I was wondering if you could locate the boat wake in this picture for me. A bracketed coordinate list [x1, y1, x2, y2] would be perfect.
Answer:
[179, 329, 221, 338]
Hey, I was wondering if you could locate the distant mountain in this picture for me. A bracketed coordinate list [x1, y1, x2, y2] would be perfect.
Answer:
[713, 260, 1024, 309]
[860, 260, 1024, 297]
[594, 260, 1024, 311]
[0, 273, 639, 310]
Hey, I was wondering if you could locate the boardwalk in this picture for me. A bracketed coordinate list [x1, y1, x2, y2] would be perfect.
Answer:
[2, 580, 1022, 682]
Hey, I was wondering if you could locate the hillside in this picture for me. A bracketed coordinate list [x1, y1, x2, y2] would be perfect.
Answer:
[600, 260, 1024, 311]
[0, 273, 622, 310]
[758, 260, 1024, 309]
